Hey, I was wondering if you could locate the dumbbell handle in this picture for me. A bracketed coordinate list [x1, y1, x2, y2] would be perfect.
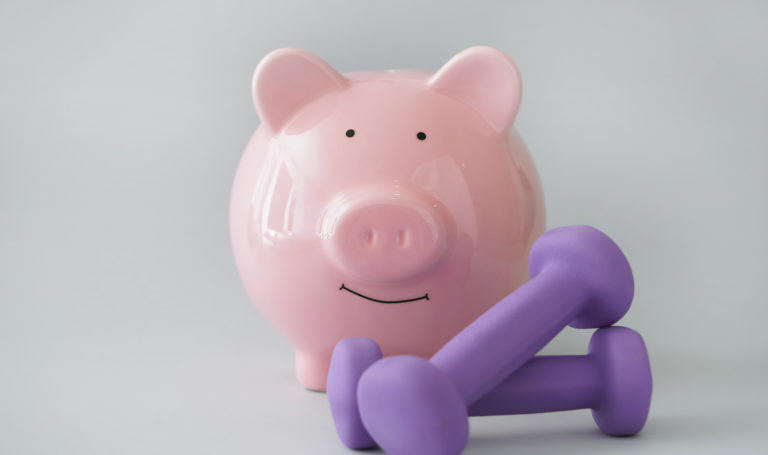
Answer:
[467, 355, 599, 415]
[430, 268, 586, 405]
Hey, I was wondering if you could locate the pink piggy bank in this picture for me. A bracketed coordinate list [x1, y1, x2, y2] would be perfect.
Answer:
[230, 46, 545, 390]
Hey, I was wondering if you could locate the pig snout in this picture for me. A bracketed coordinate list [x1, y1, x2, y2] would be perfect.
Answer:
[323, 187, 449, 283]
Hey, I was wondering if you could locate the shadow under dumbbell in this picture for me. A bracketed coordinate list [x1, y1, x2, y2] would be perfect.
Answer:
[465, 405, 762, 454]
[466, 412, 646, 454]
[338, 407, 759, 454]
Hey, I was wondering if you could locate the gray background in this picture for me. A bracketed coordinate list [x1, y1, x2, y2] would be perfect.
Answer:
[2, 0, 767, 453]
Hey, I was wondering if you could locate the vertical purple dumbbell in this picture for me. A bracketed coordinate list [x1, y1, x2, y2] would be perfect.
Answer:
[327, 225, 636, 454]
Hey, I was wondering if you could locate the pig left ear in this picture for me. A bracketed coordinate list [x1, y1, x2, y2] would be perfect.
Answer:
[429, 46, 522, 133]
[252, 48, 348, 131]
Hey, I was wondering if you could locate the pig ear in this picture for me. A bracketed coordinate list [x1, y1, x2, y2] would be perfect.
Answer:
[429, 47, 522, 132]
[252, 48, 347, 131]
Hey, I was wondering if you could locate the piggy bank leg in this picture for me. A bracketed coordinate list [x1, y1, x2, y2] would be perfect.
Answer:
[295, 350, 331, 391]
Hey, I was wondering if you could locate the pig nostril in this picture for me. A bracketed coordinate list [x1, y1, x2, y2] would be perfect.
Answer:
[396, 228, 410, 248]
[363, 229, 377, 246]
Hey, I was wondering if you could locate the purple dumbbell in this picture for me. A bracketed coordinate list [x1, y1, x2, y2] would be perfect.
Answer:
[467, 326, 652, 435]
[327, 225, 636, 454]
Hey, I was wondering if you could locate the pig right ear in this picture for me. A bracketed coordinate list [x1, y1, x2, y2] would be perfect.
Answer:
[429, 46, 522, 133]
[252, 48, 347, 131]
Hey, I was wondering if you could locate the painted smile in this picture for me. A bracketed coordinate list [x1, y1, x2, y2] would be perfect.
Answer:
[339, 284, 429, 304]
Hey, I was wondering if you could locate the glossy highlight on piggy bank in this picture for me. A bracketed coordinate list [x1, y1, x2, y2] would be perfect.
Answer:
[229, 46, 545, 390]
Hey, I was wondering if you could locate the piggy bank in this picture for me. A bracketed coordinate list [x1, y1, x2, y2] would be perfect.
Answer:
[230, 46, 545, 390]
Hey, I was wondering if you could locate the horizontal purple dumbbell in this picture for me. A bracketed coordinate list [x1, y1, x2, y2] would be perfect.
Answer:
[327, 226, 636, 454]
[468, 326, 652, 435]
[329, 326, 651, 450]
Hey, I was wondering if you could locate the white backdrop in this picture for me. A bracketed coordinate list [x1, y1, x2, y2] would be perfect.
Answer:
[1, 1, 766, 453]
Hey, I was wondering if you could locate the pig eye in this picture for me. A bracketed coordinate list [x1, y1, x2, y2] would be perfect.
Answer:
[345, 129, 355, 138]
[416, 131, 427, 141]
